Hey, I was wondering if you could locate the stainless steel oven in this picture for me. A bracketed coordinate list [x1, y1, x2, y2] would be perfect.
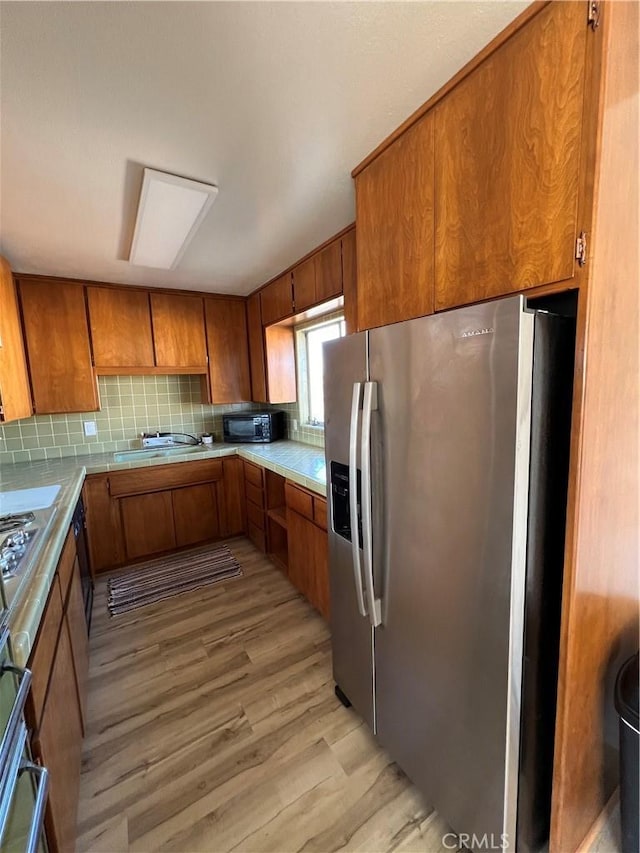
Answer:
[0, 621, 48, 853]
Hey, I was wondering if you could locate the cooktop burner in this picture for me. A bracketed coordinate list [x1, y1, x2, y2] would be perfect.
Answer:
[0, 512, 36, 534]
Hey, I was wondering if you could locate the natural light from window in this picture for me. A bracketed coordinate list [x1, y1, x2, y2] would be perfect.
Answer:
[297, 315, 346, 426]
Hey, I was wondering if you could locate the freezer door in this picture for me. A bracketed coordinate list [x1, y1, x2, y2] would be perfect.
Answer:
[370, 296, 533, 851]
[323, 333, 375, 730]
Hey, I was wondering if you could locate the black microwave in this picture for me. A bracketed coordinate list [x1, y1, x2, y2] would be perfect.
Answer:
[222, 411, 285, 443]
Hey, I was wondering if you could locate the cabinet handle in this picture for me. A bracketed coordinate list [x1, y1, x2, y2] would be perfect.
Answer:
[0, 721, 28, 841]
[21, 762, 49, 853]
[0, 664, 32, 777]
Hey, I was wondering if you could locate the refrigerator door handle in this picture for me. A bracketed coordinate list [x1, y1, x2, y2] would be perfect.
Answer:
[361, 381, 382, 627]
[349, 382, 367, 617]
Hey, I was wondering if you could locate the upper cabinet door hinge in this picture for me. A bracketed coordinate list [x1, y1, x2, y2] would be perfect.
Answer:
[576, 231, 588, 266]
[587, 0, 601, 31]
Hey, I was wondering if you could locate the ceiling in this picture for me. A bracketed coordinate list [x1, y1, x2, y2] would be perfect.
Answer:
[0, 1, 528, 296]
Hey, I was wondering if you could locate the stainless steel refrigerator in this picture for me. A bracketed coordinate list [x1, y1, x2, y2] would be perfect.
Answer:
[323, 295, 574, 853]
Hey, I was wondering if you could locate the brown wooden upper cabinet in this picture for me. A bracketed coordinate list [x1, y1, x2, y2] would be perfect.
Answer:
[355, 112, 435, 330]
[19, 279, 98, 414]
[434, 1, 587, 310]
[246, 293, 267, 403]
[0, 256, 32, 421]
[292, 238, 343, 313]
[204, 298, 251, 403]
[87, 287, 155, 368]
[150, 293, 207, 368]
[260, 273, 293, 325]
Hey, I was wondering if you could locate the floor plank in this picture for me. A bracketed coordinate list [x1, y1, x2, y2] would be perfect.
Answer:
[77, 537, 450, 852]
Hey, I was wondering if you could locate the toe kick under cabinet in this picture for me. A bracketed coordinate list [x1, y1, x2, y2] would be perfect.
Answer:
[83, 457, 245, 571]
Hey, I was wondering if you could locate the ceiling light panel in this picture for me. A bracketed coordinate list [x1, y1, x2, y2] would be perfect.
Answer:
[129, 169, 218, 269]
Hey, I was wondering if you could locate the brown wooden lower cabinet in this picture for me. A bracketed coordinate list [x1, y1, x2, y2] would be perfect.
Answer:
[173, 483, 220, 547]
[285, 483, 329, 620]
[121, 491, 176, 560]
[27, 526, 89, 853]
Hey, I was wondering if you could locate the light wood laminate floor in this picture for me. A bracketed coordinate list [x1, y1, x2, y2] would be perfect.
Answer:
[77, 537, 451, 852]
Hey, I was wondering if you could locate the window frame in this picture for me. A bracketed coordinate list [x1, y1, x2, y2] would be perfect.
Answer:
[295, 312, 346, 429]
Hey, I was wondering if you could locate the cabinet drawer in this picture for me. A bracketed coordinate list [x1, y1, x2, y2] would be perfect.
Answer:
[285, 483, 313, 521]
[246, 500, 265, 531]
[243, 461, 264, 488]
[247, 520, 267, 553]
[57, 527, 77, 605]
[313, 497, 328, 531]
[109, 459, 223, 497]
[245, 481, 265, 509]
[28, 575, 64, 731]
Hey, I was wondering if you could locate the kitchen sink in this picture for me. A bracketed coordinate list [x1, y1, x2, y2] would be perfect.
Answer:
[113, 446, 209, 462]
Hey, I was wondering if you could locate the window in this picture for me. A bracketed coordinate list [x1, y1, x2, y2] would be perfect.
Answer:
[296, 315, 346, 426]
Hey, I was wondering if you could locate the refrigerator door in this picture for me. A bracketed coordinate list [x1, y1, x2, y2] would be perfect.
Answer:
[370, 296, 534, 851]
[324, 332, 376, 730]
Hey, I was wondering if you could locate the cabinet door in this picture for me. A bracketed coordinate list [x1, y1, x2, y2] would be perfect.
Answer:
[150, 293, 207, 367]
[315, 239, 342, 303]
[220, 457, 245, 537]
[311, 521, 330, 620]
[83, 474, 125, 573]
[260, 274, 293, 325]
[19, 280, 98, 414]
[121, 491, 176, 560]
[35, 621, 83, 853]
[264, 326, 297, 404]
[246, 293, 267, 403]
[204, 299, 251, 403]
[0, 256, 31, 422]
[292, 257, 316, 313]
[341, 229, 357, 335]
[434, 2, 587, 309]
[355, 112, 435, 330]
[286, 508, 313, 599]
[66, 557, 89, 731]
[172, 483, 220, 548]
[87, 287, 154, 368]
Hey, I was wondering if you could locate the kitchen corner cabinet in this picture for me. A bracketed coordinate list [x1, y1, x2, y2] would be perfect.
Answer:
[87, 286, 155, 368]
[18, 279, 98, 414]
[246, 293, 268, 403]
[260, 273, 293, 325]
[150, 292, 207, 368]
[204, 298, 251, 403]
[434, 1, 587, 310]
[285, 482, 329, 620]
[0, 256, 32, 421]
[355, 112, 435, 330]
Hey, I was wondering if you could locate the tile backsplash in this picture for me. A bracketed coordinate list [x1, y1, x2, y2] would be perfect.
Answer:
[0, 375, 324, 466]
[0, 375, 256, 465]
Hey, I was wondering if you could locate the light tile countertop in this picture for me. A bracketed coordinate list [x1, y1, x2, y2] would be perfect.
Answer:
[0, 440, 326, 665]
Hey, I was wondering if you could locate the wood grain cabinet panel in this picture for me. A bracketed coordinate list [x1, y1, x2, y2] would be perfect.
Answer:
[314, 239, 343, 304]
[311, 521, 330, 620]
[220, 457, 245, 537]
[150, 293, 207, 367]
[0, 256, 32, 422]
[341, 229, 357, 334]
[83, 474, 125, 573]
[120, 491, 176, 560]
[355, 112, 435, 330]
[87, 287, 154, 368]
[19, 280, 98, 414]
[434, 1, 587, 309]
[108, 459, 222, 498]
[34, 620, 83, 853]
[264, 326, 297, 404]
[27, 576, 63, 732]
[292, 257, 316, 313]
[286, 508, 312, 600]
[260, 274, 293, 325]
[246, 293, 267, 403]
[66, 557, 90, 731]
[172, 483, 220, 547]
[204, 298, 251, 403]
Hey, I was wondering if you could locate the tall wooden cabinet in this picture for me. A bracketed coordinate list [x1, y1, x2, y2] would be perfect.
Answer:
[0, 256, 31, 422]
[18, 279, 98, 414]
[355, 113, 435, 330]
[246, 293, 267, 403]
[434, 1, 588, 309]
[204, 298, 251, 403]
